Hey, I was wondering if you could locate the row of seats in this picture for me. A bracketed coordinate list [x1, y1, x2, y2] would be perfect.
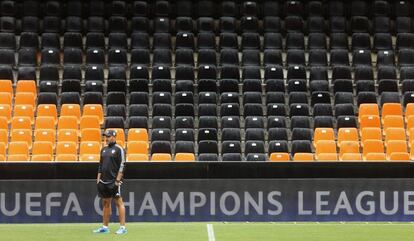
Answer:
[7, 32, 414, 51]
[8, 46, 414, 68]
[1, 1, 412, 18]
[2, 1, 410, 17]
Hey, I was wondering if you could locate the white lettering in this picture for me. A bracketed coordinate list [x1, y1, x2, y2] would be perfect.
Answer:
[356, 191, 375, 215]
[26, 193, 41, 216]
[190, 192, 206, 216]
[138, 192, 158, 215]
[46, 193, 62, 216]
[162, 192, 184, 216]
[0, 193, 20, 216]
[219, 191, 240, 216]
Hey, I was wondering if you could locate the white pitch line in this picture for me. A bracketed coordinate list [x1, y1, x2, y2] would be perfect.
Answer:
[207, 224, 216, 241]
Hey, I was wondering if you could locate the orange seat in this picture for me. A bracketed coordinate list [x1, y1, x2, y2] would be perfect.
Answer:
[317, 153, 338, 161]
[359, 115, 381, 129]
[34, 129, 56, 145]
[269, 152, 290, 162]
[31, 141, 54, 162]
[175, 153, 196, 162]
[388, 152, 410, 161]
[0, 142, 5, 161]
[55, 142, 78, 162]
[37, 104, 57, 124]
[293, 153, 314, 161]
[127, 128, 148, 142]
[127, 154, 149, 162]
[105, 128, 125, 147]
[79, 141, 101, 162]
[7, 142, 29, 161]
[0, 79, 13, 95]
[363, 140, 385, 158]
[385, 128, 406, 143]
[127, 141, 148, 155]
[81, 128, 101, 143]
[313, 128, 335, 145]
[80, 115, 100, 130]
[14, 92, 35, 107]
[151, 153, 172, 161]
[383, 115, 404, 130]
[386, 140, 408, 159]
[361, 127, 382, 144]
[409, 129, 414, 147]
[35, 116, 55, 130]
[315, 140, 337, 160]
[0, 92, 12, 106]
[0, 129, 8, 146]
[13, 105, 34, 123]
[0, 116, 8, 130]
[410, 143, 414, 159]
[57, 129, 78, 145]
[337, 128, 359, 145]
[365, 152, 386, 161]
[11, 117, 31, 130]
[83, 104, 104, 124]
[359, 104, 379, 120]
[382, 103, 403, 119]
[60, 104, 81, 123]
[340, 153, 363, 161]
[0, 104, 11, 123]
[57, 116, 78, 131]
[16, 80, 36, 96]
[405, 103, 414, 121]
[10, 129, 32, 148]
[339, 141, 360, 158]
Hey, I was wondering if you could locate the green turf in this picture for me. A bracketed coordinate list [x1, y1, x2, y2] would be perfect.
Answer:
[1, 223, 414, 241]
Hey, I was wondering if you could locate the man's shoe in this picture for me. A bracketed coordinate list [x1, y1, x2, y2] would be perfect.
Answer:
[115, 227, 127, 235]
[93, 227, 109, 234]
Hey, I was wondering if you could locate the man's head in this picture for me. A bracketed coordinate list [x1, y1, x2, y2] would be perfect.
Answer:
[103, 130, 117, 145]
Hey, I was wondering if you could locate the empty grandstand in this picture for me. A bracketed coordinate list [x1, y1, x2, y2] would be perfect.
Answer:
[0, 0, 412, 162]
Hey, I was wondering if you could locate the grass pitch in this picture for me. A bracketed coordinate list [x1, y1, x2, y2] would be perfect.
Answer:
[1, 222, 414, 241]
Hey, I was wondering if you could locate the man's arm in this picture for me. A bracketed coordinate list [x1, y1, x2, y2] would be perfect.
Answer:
[97, 149, 103, 184]
[115, 146, 126, 186]
[96, 173, 101, 184]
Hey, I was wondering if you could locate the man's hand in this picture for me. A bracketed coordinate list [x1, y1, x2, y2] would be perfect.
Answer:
[115, 180, 121, 186]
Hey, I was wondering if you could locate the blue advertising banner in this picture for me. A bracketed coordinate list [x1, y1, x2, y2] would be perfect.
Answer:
[1, 179, 414, 223]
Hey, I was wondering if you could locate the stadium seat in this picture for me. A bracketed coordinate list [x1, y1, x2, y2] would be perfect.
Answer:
[13, 105, 34, 124]
[55, 142, 78, 162]
[175, 153, 196, 162]
[0, 142, 5, 161]
[61, 104, 81, 123]
[34, 129, 56, 145]
[37, 104, 58, 124]
[31, 141, 54, 162]
[7, 142, 29, 161]
[83, 105, 104, 125]
[293, 153, 314, 162]
[58, 129, 79, 145]
[340, 153, 363, 161]
[151, 153, 172, 162]
[0, 104, 11, 123]
[363, 140, 385, 159]
[11, 117, 31, 130]
[79, 142, 101, 162]
[10, 129, 32, 149]
[80, 116, 101, 130]
[337, 128, 359, 146]
[269, 153, 290, 162]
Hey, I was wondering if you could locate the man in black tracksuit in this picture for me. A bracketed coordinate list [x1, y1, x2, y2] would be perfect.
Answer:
[93, 130, 127, 235]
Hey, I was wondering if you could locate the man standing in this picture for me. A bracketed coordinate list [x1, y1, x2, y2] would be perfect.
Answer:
[93, 130, 127, 235]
